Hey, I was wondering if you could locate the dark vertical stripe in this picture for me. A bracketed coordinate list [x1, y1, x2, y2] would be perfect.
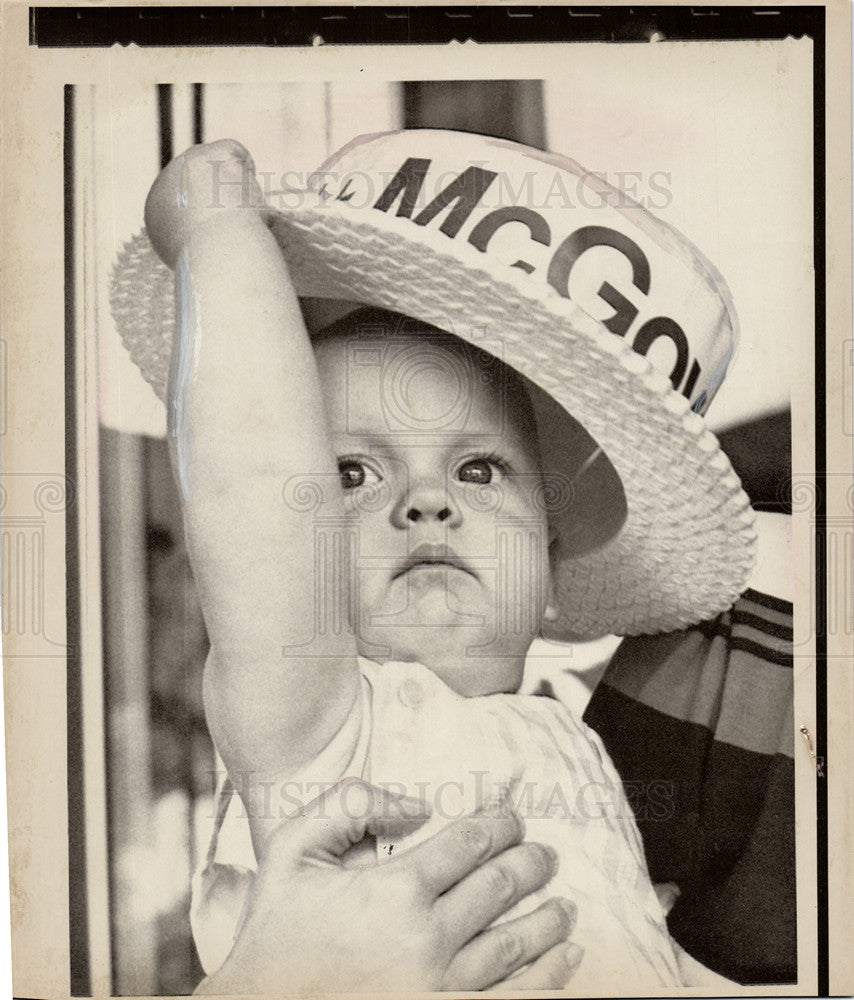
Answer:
[402, 79, 545, 149]
[65, 83, 91, 998]
[193, 82, 204, 145]
[157, 83, 173, 168]
[812, 9, 828, 996]
[141, 436, 164, 993]
[98, 429, 119, 996]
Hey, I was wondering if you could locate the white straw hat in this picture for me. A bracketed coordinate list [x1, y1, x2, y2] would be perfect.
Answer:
[111, 129, 756, 639]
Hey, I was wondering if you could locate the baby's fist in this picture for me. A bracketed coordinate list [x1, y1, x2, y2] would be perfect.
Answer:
[144, 139, 266, 269]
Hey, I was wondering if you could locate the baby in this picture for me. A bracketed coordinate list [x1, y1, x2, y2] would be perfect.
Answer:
[138, 136, 726, 992]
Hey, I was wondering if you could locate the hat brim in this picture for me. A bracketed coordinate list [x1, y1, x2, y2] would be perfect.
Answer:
[111, 195, 756, 639]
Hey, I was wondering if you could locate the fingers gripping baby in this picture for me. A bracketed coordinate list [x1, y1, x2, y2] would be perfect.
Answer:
[143, 139, 703, 991]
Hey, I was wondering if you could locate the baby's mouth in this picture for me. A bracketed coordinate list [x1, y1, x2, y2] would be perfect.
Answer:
[392, 543, 477, 581]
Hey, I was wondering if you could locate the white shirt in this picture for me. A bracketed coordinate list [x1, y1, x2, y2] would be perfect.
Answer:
[192, 658, 681, 991]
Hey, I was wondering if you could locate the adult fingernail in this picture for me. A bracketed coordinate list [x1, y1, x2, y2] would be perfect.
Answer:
[564, 943, 584, 971]
[540, 843, 559, 873]
[557, 898, 577, 931]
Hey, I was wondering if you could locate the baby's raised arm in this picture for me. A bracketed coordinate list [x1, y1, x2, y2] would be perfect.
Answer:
[145, 142, 360, 843]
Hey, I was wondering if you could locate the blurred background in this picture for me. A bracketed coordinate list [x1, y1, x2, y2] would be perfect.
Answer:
[70, 48, 809, 994]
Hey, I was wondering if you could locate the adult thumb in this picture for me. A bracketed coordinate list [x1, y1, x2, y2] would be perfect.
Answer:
[264, 778, 431, 865]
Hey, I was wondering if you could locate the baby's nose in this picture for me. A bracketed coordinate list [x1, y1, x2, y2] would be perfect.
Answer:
[406, 504, 453, 523]
[392, 480, 461, 528]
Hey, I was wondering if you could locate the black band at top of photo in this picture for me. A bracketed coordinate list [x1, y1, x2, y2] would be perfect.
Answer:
[31, 5, 824, 48]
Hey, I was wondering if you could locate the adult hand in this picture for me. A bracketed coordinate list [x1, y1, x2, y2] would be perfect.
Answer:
[196, 778, 582, 993]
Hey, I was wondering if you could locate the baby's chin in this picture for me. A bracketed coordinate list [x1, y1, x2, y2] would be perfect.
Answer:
[356, 635, 527, 698]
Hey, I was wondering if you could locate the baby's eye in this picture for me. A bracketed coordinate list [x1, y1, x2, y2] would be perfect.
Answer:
[338, 459, 381, 490]
[457, 457, 505, 485]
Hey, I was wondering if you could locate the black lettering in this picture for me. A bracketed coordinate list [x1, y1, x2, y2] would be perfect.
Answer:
[373, 157, 431, 218]
[468, 206, 551, 273]
[414, 166, 498, 238]
[681, 358, 702, 399]
[336, 178, 356, 202]
[547, 226, 651, 335]
[597, 283, 638, 337]
[633, 317, 690, 390]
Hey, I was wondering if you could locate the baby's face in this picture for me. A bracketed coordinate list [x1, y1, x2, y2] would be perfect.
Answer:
[314, 319, 553, 696]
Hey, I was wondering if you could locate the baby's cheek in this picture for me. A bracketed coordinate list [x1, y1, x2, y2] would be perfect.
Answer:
[456, 481, 503, 518]
[342, 484, 394, 520]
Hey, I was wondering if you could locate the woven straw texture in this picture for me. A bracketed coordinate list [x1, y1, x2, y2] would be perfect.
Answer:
[111, 201, 756, 639]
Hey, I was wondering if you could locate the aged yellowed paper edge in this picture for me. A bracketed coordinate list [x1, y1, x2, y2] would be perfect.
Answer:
[1, 2, 850, 997]
[823, 0, 853, 993]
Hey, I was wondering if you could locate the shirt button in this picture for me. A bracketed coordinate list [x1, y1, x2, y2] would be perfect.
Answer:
[399, 678, 424, 708]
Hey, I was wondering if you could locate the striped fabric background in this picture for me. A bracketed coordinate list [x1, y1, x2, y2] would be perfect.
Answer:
[584, 589, 796, 984]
